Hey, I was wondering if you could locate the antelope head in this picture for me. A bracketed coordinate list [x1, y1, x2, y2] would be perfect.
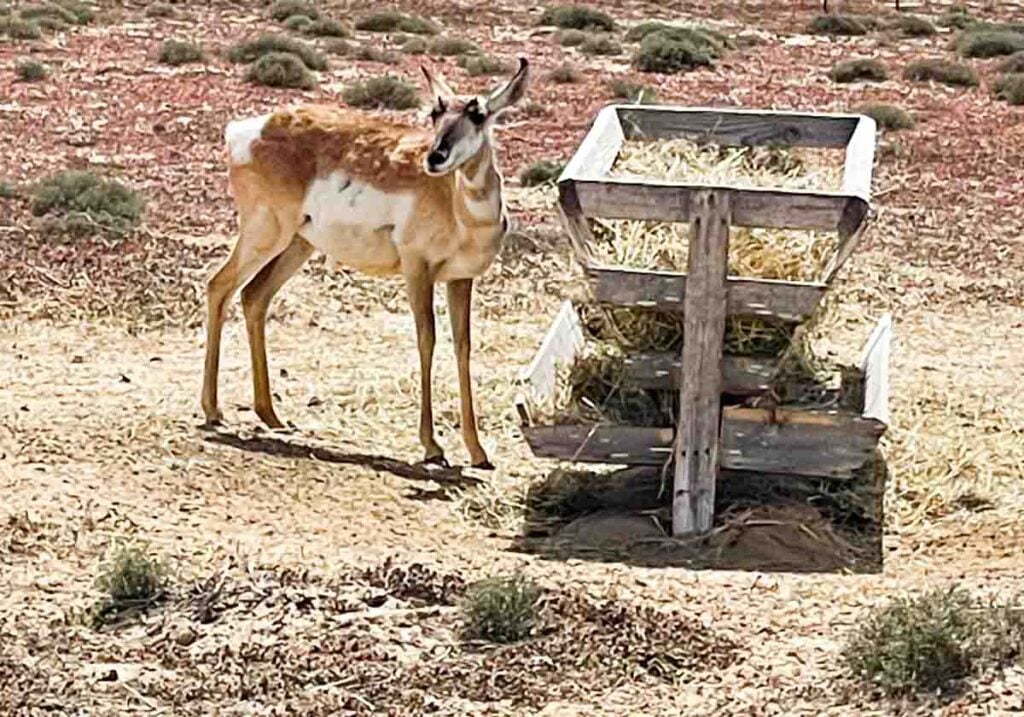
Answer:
[420, 58, 530, 176]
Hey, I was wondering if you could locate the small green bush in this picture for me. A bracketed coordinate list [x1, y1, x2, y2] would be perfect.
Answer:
[158, 39, 203, 66]
[302, 18, 348, 37]
[830, 58, 887, 83]
[557, 29, 586, 46]
[957, 31, 1024, 58]
[35, 14, 69, 31]
[808, 14, 868, 36]
[994, 73, 1024, 105]
[938, 5, 972, 29]
[323, 38, 351, 55]
[855, 103, 914, 131]
[0, 181, 19, 199]
[634, 30, 713, 73]
[539, 4, 614, 32]
[459, 54, 508, 77]
[608, 78, 657, 103]
[51, 0, 92, 23]
[625, 20, 671, 42]
[999, 51, 1024, 73]
[228, 34, 326, 70]
[580, 34, 621, 55]
[246, 51, 316, 89]
[843, 589, 1024, 697]
[7, 19, 42, 39]
[16, 59, 47, 81]
[461, 574, 542, 643]
[519, 160, 564, 187]
[401, 36, 428, 54]
[91, 543, 169, 626]
[354, 45, 398, 64]
[19, 4, 77, 25]
[355, 11, 437, 35]
[429, 36, 479, 56]
[343, 76, 419, 109]
[548, 62, 581, 83]
[268, 0, 319, 22]
[904, 58, 978, 87]
[32, 171, 144, 238]
[146, 3, 175, 19]
[282, 14, 313, 31]
[897, 16, 936, 37]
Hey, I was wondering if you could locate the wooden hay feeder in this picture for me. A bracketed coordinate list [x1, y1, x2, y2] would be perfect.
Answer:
[518, 105, 887, 537]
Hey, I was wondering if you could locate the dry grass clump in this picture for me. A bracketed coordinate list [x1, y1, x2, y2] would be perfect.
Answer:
[634, 29, 715, 73]
[897, 15, 936, 37]
[557, 28, 586, 46]
[282, 14, 312, 31]
[608, 78, 657, 103]
[0, 180, 19, 199]
[355, 10, 437, 35]
[268, 0, 319, 21]
[354, 45, 399, 64]
[245, 51, 316, 88]
[580, 34, 621, 55]
[31, 170, 143, 239]
[158, 38, 203, 66]
[3, 18, 42, 39]
[459, 54, 507, 76]
[429, 36, 478, 56]
[957, 30, 1024, 58]
[549, 62, 581, 83]
[401, 36, 428, 54]
[938, 5, 972, 29]
[830, 58, 888, 83]
[999, 50, 1024, 73]
[904, 58, 978, 87]
[16, 59, 47, 81]
[993, 73, 1024, 105]
[519, 160, 564, 187]
[323, 38, 351, 55]
[301, 18, 349, 37]
[461, 574, 543, 643]
[343, 76, 419, 109]
[145, 2, 175, 18]
[539, 5, 614, 32]
[808, 14, 869, 36]
[626, 22, 729, 51]
[844, 588, 1024, 697]
[228, 34, 327, 70]
[855, 103, 914, 131]
[91, 542, 170, 627]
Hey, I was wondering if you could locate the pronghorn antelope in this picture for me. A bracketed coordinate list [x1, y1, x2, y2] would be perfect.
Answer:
[202, 58, 530, 469]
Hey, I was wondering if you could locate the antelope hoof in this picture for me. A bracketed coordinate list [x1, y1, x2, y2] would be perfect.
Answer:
[256, 407, 286, 431]
[471, 459, 495, 471]
[423, 453, 450, 469]
[202, 409, 224, 429]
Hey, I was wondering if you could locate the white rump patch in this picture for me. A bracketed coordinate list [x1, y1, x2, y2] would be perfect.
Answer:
[224, 114, 270, 166]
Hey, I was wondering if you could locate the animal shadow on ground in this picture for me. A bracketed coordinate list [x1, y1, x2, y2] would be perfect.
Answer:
[512, 457, 887, 574]
[202, 427, 483, 491]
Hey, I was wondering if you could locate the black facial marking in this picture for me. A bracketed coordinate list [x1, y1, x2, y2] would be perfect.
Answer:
[465, 98, 486, 126]
[430, 99, 446, 123]
[338, 178, 351, 192]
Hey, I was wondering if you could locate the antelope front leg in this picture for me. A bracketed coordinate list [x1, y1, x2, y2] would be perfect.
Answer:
[447, 279, 492, 469]
[405, 264, 446, 466]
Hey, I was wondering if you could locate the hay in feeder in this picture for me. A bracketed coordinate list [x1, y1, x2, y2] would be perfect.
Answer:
[591, 138, 845, 282]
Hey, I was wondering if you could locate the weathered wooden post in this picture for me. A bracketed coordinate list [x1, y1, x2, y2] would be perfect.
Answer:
[673, 190, 730, 535]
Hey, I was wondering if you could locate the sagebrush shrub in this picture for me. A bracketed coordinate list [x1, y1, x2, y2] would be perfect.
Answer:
[994, 73, 1024, 105]
[548, 62, 581, 83]
[91, 543, 169, 626]
[302, 18, 348, 37]
[245, 51, 316, 88]
[904, 58, 978, 87]
[634, 30, 713, 73]
[459, 54, 507, 77]
[897, 15, 936, 37]
[957, 30, 1024, 58]
[158, 39, 203, 66]
[228, 34, 326, 70]
[429, 36, 478, 56]
[461, 574, 542, 643]
[343, 76, 419, 109]
[539, 5, 614, 32]
[608, 78, 657, 103]
[31, 170, 144, 238]
[519, 160, 564, 187]
[808, 14, 869, 36]
[580, 34, 621, 55]
[999, 51, 1024, 73]
[830, 58, 887, 83]
[268, 0, 319, 22]
[557, 29, 586, 46]
[855, 103, 914, 131]
[16, 59, 47, 81]
[355, 11, 437, 35]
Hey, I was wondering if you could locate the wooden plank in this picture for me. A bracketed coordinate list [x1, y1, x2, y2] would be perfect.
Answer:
[523, 407, 885, 478]
[573, 179, 848, 232]
[720, 407, 885, 478]
[558, 105, 624, 180]
[615, 106, 859, 148]
[858, 313, 892, 425]
[587, 266, 826, 323]
[623, 352, 778, 394]
[840, 115, 876, 203]
[514, 300, 585, 425]
[673, 189, 730, 536]
[558, 180, 599, 266]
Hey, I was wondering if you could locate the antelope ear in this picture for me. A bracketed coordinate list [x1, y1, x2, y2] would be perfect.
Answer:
[485, 57, 529, 114]
[421, 65, 455, 105]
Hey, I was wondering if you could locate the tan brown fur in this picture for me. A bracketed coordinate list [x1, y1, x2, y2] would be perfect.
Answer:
[252, 106, 431, 190]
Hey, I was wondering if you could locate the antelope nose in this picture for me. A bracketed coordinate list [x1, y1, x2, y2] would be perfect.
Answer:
[427, 149, 448, 167]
